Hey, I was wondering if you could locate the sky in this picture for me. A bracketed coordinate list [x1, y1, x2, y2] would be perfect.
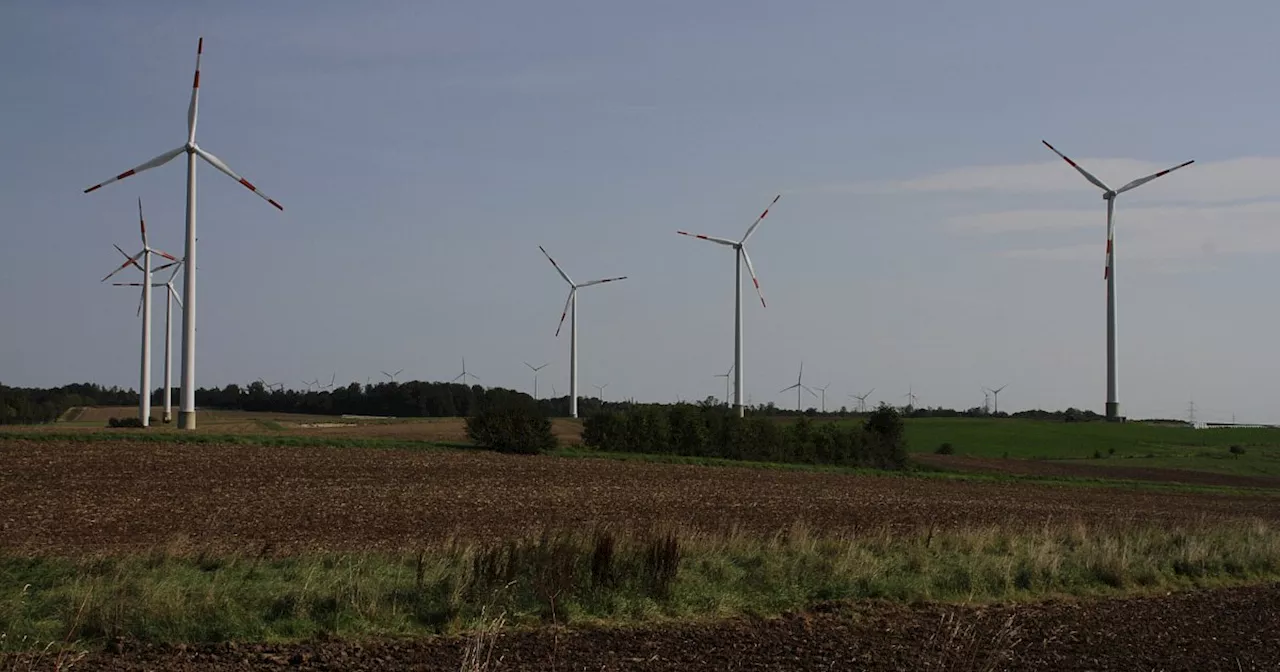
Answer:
[3, 0, 1280, 423]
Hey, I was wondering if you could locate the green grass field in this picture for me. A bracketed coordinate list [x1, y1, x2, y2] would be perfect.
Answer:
[904, 418, 1280, 478]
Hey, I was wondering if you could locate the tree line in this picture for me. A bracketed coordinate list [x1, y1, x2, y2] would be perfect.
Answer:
[1, 378, 1107, 426]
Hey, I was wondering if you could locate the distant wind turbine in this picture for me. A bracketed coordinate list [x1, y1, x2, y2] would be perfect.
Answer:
[452, 357, 480, 385]
[850, 388, 875, 413]
[525, 362, 549, 400]
[85, 38, 285, 430]
[814, 383, 832, 413]
[903, 385, 918, 411]
[983, 384, 1008, 415]
[112, 258, 183, 423]
[594, 383, 609, 402]
[381, 369, 403, 382]
[102, 199, 178, 427]
[539, 245, 627, 418]
[714, 363, 734, 407]
[678, 195, 781, 418]
[779, 362, 817, 411]
[1042, 140, 1193, 421]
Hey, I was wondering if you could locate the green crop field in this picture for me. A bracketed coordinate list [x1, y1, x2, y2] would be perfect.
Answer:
[903, 418, 1280, 478]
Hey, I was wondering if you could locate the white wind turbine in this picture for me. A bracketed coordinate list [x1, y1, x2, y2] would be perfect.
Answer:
[453, 357, 481, 386]
[814, 383, 832, 414]
[113, 260, 184, 423]
[524, 362, 549, 400]
[678, 195, 781, 418]
[779, 362, 817, 412]
[85, 37, 285, 430]
[101, 199, 178, 427]
[381, 368, 404, 383]
[850, 388, 875, 413]
[538, 245, 627, 418]
[593, 383, 609, 402]
[983, 384, 1008, 415]
[1042, 140, 1193, 422]
[714, 363, 734, 407]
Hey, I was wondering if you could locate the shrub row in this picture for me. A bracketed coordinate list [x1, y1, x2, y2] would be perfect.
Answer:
[583, 404, 908, 469]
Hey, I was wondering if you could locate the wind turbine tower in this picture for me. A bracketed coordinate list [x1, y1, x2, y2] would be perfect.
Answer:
[524, 362, 548, 400]
[1042, 140, 1193, 421]
[85, 38, 286, 430]
[677, 195, 781, 418]
[539, 245, 627, 418]
[779, 362, 817, 411]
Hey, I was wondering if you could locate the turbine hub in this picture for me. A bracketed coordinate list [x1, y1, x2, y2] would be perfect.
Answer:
[185, 142, 198, 154]
[1103, 191, 1116, 200]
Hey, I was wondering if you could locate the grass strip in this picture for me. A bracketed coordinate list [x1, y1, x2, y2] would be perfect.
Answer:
[2, 521, 1279, 651]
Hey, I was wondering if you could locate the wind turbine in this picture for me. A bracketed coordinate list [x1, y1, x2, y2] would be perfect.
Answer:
[113, 260, 184, 423]
[452, 357, 480, 386]
[524, 362, 549, 400]
[381, 369, 403, 383]
[903, 385, 918, 411]
[677, 195, 781, 418]
[593, 383, 609, 402]
[984, 384, 1008, 415]
[779, 362, 817, 412]
[814, 383, 832, 414]
[101, 199, 178, 427]
[1042, 140, 1193, 422]
[714, 363, 735, 407]
[320, 373, 336, 391]
[850, 388, 875, 413]
[85, 37, 285, 430]
[538, 245, 627, 418]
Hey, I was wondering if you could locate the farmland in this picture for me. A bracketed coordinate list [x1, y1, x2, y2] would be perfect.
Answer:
[4, 413, 1280, 669]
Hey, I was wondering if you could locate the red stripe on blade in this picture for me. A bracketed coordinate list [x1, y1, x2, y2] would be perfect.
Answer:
[193, 71, 200, 88]
[116, 169, 135, 180]
[198, 38, 203, 54]
[268, 199, 283, 211]
[85, 185, 102, 193]
[239, 178, 257, 191]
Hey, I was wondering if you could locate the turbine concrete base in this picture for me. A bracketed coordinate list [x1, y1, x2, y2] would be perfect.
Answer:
[178, 411, 196, 430]
[1105, 402, 1121, 422]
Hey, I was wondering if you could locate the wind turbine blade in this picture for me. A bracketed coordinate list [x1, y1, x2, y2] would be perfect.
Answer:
[578, 276, 627, 288]
[136, 285, 144, 317]
[740, 247, 766, 308]
[194, 146, 284, 210]
[170, 285, 183, 308]
[525, 361, 536, 371]
[166, 261, 184, 283]
[676, 231, 737, 247]
[1041, 140, 1111, 192]
[153, 260, 179, 273]
[554, 289, 574, 338]
[102, 251, 144, 282]
[84, 146, 186, 193]
[111, 282, 145, 286]
[138, 198, 148, 247]
[740, 194, 781, 244]
[113, 244, 144, 271]
[1114, 160, 1195, 195]
[538, 245, 575, 286]
[188, 38, 202, 143]
[150, 249, 179, 262]
[779, 384, 800, 393]
[804, 386, 819, 399]
[381, 371, 391, 378]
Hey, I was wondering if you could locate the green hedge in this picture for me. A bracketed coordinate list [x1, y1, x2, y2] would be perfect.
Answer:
[583, 404, 907, 470]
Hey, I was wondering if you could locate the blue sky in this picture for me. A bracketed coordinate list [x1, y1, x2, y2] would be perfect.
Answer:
[3, 1, 1279, 422]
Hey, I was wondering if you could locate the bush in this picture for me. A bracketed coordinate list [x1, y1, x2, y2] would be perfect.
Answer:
[583, 405, 907, 470]
[465, 404, 556, 454]
[1230, 445, 1246, 459]
[107, 416, 144, 428]
[935, 442, 954, 455]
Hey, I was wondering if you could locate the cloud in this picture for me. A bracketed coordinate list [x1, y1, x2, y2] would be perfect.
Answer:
[984, 202, 1280, 265]
[808, 156, 1280, 205]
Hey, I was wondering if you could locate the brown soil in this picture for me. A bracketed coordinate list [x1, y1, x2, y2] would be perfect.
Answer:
[3, 438, 1278, 554]
[8, 584, 1278, 670]
[917, 452, 1280, 489]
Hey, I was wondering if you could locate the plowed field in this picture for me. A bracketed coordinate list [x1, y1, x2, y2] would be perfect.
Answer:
[2, 438, 1277, 554]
